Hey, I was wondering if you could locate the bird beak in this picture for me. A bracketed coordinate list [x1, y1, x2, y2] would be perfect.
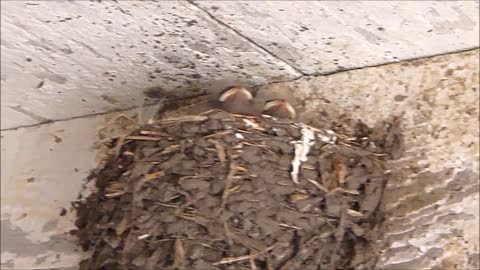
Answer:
[263, 99, 296, 119]
[218, 86, 253, 103]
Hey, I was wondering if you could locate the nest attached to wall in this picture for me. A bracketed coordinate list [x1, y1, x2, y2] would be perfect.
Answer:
[73, 109, 399, 270]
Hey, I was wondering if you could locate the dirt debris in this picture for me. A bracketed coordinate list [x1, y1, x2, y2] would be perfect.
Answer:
[73, 109, 402, 270]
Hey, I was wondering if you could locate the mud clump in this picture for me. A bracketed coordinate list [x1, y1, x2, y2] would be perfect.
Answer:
[73, 110, 401, 270]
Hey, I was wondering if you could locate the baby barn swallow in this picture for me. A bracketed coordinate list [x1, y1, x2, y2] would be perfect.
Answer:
[263, 99, 296, 119]
[218, 86, 256, 115]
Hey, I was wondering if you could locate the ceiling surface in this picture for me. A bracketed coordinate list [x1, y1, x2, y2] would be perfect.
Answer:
[1, 1, 479, 129]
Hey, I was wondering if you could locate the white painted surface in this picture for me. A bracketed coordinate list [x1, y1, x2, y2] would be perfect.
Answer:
[1, 117, 99, 268]
[0, 107, 152, 269]
[1, 1, 479, 129]
[196, 1, 479, 74]
[0, 1, 300, 130]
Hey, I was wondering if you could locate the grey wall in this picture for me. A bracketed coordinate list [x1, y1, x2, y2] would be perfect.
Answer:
[1, 1, 479, 130]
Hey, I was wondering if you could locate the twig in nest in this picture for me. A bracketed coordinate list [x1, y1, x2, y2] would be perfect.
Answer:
[219, 161, 238, 211]
[242, 118, 266, 131]
[125, 136, 161, 141]
[123, 151, 135, 156]
[106, 181, 125, 191]
[306, 178, 329, 193]
[279, 223, 302, 230]
[213, 254, 257, 266]
[176, 212, 196, 222]
[272, 165, 290, 171]
[144, 170, 165, 181]
[200, 108, 230, 116]
[105, 182, 126, 198]
[105, 191, 126, 198]
[196, 242, 225, 252]
[178, 173, 211, 181]
[158, 115, 208, 124]
[250, 252, 258, 270]
[234, 165, 248, 172]
[121, 174, 139, 267]
[330, 210, 348, 270]
[173, 239, 186, 269]
[165, 194, 182, 202]
[290, 193, 309, 202]
[339, 139, 364, 148]
[236, 129, 255, 134]
[137, 234, 150, 240]
[333, 156, 347, 186]
[203, 130, 233, 139]
[302, 164, 316, 170]
[154, 202, 178, 208]
[218, 154, 238, 245]
[278, 201, 298, 212]
[228, 184, 241, 194]
[347, 209, 364, 217]
[139, 145, 180, 162]
[243, 141, 274, 154]
[160, 144, 180, 155]
[266, 255, 274, 270]
[208, 139, 226, 165]
[139, 130, 170, 137]
[231, 112, 258, 120]
[340, 188, 360, 195]
[212, 246, 274, 266]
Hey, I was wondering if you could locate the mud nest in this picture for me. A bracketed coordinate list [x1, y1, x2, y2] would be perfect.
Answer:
[73, 110, 401, 270]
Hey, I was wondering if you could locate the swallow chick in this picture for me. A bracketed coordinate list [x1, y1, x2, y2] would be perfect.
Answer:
[218, 86, 256, 115]
[263, 99, 296, 119]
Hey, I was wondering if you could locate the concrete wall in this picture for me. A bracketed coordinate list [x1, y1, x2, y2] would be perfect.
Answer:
[1, 1, 479, 130]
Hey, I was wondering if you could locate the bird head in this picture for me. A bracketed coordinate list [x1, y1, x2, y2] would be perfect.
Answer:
[263, 99, 296, 119]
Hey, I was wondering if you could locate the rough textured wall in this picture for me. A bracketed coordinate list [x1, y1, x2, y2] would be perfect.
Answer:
[195, 1, 479, 75]
[0, 1, 300, 130]
[257, 49, 480, 269]
[1, 1, 479, 129]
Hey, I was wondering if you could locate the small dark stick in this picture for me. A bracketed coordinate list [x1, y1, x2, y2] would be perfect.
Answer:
[263, 99, 296, 119]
